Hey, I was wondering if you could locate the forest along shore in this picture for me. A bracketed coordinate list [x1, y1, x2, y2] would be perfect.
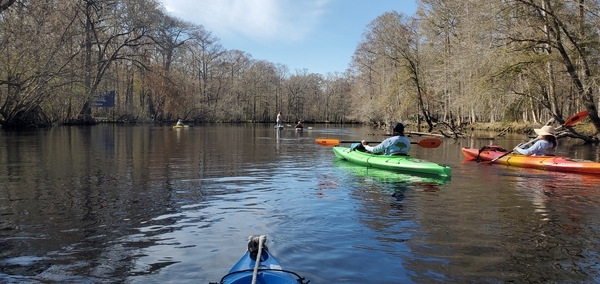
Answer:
[361, 121, 596, 140]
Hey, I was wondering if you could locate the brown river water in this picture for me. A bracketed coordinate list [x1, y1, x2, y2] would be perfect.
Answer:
[1, 123, 600, 283]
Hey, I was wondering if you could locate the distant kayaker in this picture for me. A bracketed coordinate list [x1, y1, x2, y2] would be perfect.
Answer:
[276, 112, 283, 127]
[295, 121, 303, 128]
[176, 119, 183, 126]
[361, 122, 410, 155]
[513, 125, 556, 156]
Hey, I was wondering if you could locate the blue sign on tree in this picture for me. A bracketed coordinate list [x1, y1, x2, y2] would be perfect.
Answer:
[92, 90, 115, 107]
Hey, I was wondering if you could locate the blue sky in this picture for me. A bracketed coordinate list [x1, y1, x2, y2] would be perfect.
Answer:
[158, 0, 418, 76]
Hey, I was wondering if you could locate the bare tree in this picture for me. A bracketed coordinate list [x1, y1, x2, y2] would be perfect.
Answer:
[0, 0, 80, 127]
[353, 12, 438, 131]
[72, 0, 160, 124]
[0, 0, 15, 13]
[497, 0, 600, 140]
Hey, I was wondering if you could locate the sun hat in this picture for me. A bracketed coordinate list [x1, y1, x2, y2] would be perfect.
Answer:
[534, 125, 555, 136]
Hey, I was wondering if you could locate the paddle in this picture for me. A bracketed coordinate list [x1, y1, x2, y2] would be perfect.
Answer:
[487, 110, 589, 163]
[315, 137, 442, 148]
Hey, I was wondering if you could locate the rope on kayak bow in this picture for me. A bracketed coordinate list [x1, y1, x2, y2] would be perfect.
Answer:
[477, 145, 507, 163]
[216, 235, 311, 284]
[251, 235, 267, 284]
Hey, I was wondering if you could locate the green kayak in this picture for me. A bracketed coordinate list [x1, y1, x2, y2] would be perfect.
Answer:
[333, 159, 450, 184]
[332, 146, 451, 177]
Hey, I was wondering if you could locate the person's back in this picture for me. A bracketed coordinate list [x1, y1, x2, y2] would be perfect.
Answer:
[366, 135, 410, 155]
[514, 125, 556, 156]
[515, 139, 555, 156]
[362, 123, 411, 155]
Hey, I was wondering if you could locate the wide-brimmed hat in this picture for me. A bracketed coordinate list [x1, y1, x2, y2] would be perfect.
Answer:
[534, 125, 555, 136]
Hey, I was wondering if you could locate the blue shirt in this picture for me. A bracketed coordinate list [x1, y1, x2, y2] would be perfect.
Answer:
[514, 140, 555, 156]
[364, 136, 411, 155]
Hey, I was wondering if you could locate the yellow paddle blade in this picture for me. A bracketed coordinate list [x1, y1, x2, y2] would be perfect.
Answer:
[315, 138, 341, 146]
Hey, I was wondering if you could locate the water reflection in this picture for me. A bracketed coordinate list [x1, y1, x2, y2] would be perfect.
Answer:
[0, 125, 209, 282]
[324, 158, 453, 282]
[484, 167, 600, 282]
[3, 126, 600, 283]
[332, 158, 450, 186]
[276, 127, 281, 150]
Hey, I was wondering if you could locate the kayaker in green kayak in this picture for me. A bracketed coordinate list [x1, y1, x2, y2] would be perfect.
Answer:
[513, 125, 557, 156]
[361, 122, 411, 155]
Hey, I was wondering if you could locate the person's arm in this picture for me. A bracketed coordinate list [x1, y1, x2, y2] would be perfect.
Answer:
[362, 139, 390, 154]
[514, 140, 544, 156]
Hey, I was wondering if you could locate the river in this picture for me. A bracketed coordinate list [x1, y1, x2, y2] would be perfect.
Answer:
[1, 123, 600, 283]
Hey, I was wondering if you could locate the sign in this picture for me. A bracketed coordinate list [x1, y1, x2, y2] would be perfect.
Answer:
[92, 90, 115, 107]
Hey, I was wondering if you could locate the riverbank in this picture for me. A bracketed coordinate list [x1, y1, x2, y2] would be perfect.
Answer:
[468, 122, 595, 136]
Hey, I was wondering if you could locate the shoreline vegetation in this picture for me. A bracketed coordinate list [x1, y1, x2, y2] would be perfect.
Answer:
[86, 119, 596, 139]
[365, 121, 596, 140]
[1, 1, 600, 143]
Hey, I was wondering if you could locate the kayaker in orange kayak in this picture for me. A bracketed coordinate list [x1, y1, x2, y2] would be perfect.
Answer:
[361, 122, 411, 155]
[513, 125, 557, 156]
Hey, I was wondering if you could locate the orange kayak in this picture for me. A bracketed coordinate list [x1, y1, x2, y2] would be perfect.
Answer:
[462, 146, 600, 174]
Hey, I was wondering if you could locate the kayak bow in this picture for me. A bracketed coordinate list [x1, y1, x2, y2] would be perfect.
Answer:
[217, 235, 309, 284]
